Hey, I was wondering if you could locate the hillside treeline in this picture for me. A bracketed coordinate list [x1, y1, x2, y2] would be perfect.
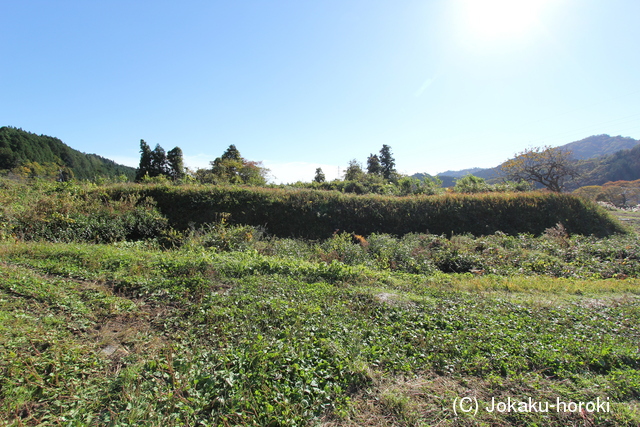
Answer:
[0, 127, 135, 180]
[573, 144, 640, 188]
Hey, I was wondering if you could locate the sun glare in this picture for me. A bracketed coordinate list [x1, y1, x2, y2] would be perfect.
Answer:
[461, 0, 550, 40]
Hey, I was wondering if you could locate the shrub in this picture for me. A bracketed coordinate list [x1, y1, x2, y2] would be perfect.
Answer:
[453, 175, 492, 193]
[0, 180, 168, 243]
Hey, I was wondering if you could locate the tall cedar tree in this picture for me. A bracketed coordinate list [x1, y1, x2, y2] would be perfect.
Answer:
[367, 154, 383, 175]
[149, 144, 168, 177]
[379, 145, 396, 180]
[136, 141, 183, 181]
[135, 140, 153, 181]
[314, 167, 326, 183]
[167, 147, 185, 180]
[221, 144, 242, 161]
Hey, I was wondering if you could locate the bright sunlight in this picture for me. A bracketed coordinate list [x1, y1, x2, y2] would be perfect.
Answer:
[460, 0, 551, 40]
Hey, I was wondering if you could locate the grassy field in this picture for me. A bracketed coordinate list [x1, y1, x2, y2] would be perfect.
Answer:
[1, 181, 639, 426]
[1, 235, 639, 426]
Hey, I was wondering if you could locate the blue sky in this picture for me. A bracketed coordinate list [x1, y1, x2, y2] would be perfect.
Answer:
[2, 0, 639, 183]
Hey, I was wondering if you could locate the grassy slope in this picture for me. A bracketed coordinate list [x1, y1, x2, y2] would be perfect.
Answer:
[612, 210, 640, 235]
[1, 242, 639, 426]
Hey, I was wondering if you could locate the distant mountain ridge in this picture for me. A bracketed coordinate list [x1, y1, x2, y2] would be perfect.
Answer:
[561, 134, 639, 160]
[436, 167, 485, 178]
[421, 134, 640, 187]
[0, 126, 136, 180]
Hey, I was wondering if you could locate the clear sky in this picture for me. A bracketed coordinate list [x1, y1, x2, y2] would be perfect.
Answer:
[2, 0, 639, 183]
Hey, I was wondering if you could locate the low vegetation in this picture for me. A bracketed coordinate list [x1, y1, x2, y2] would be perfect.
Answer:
[0, 178, 638, 426]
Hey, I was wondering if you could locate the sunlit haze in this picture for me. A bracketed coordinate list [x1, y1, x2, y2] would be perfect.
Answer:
[2, 0, 639, 183]
[460, 0, 551, 40]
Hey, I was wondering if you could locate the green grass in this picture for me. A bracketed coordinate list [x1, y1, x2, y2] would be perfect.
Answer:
[612, 210, 640, 235]
[1, 241, 639, 426]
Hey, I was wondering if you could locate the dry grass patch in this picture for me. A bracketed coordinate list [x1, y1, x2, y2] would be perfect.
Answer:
[326, 372, 640, 427]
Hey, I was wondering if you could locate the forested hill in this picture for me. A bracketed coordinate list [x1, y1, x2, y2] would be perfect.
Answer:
[571, 143, 640, 188]
[562, 134, 639, 160]
[0, 126, 135, 180]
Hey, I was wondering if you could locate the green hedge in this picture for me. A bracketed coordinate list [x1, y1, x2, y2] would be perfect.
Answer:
[101, 184, 626, 239]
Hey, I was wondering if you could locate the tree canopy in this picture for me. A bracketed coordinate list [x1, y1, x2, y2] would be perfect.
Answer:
[501, 146, 579, 192]
[136, 140, 184, 182]
[344, 159, 364, 181]
[201, 145, 269, 185]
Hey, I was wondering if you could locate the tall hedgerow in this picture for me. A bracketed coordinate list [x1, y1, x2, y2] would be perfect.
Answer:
[100, 184, 626, 239]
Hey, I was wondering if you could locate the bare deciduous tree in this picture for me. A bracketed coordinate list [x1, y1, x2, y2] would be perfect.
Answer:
[501, 146, 579, 192]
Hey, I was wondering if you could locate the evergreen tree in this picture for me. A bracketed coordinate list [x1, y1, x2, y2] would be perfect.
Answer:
[150, 144, 168, 177]
[366, 154, 383, 175]
[136, 139, 153, 181]
[379, 144, 396, 180]
[314, 167, 326, 183]
[221, 144, 242, 162]
[167, 147, 185, 180]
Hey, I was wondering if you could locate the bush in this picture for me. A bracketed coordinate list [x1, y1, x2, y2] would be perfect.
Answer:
[183, 221, 263, 252]
[453, 175, 492, 193]
[453, 175, 532, 193]
[0, 180, 168, 243]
